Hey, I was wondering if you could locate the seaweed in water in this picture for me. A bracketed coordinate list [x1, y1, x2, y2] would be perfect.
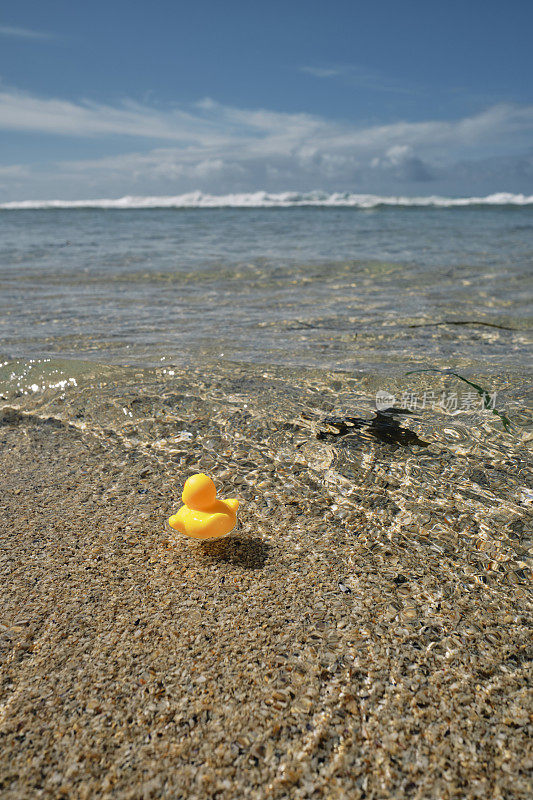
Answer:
[405, 368, 513, 432]
[407, 320, 523, 332]
[318, 409, 429, 448]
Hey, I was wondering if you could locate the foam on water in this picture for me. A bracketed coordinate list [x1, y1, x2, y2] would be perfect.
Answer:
[2, 190, 533, 210]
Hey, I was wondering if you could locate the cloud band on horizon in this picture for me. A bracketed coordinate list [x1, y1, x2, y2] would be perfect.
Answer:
[0, 86, 532, 200]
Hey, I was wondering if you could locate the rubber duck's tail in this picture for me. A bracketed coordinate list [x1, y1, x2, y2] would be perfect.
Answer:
[225, 498, 239, 513]
[168, 514, 185, 533]
[198, 513, 235, 540]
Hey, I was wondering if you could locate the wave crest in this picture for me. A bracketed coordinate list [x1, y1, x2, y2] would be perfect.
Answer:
[2, 191, 533, 210]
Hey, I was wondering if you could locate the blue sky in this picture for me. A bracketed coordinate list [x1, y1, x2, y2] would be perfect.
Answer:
[1, 0, 532, 200]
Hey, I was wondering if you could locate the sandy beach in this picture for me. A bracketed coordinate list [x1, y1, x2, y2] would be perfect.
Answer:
[2, 0, 533, 795]
[1, 406, 530, 799]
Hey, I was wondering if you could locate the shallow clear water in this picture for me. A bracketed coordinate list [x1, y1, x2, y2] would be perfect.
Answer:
[1, 206, 531, 368]
[0, 206, 531, 594]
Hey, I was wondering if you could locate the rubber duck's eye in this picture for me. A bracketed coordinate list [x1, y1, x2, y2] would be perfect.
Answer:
[182, 473, 217, 510]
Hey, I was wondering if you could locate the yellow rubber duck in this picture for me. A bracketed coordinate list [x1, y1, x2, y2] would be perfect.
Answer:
[168, 473, 239, 540]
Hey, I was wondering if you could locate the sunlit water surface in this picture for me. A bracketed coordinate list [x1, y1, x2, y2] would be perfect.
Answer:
[1, 206, 531, 595]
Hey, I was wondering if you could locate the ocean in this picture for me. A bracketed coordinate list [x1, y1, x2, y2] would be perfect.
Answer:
[1, 193, 531, 593]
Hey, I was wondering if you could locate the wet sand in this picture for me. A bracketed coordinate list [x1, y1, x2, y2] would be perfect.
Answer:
[0, 410, 531, 799]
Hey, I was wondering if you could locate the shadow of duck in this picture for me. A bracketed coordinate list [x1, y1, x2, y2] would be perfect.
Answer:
[199, 536, 271, 569]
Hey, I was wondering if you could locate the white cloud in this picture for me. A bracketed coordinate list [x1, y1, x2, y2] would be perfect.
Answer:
[0, 25, 53, 40]
[300, 64, 416, 94]
[0, 164, 30, 177]
[371, 145, 435, 181]
[2, 87, 531, 156]
[0, 86, 532, 199]
[0, 89, 230, 141]
[300, 66, 345, 79]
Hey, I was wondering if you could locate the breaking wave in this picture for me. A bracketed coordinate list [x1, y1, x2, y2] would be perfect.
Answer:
[2, 191, 533, 210]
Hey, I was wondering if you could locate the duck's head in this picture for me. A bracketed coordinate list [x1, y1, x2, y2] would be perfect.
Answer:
[182, 473, 217, 510]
